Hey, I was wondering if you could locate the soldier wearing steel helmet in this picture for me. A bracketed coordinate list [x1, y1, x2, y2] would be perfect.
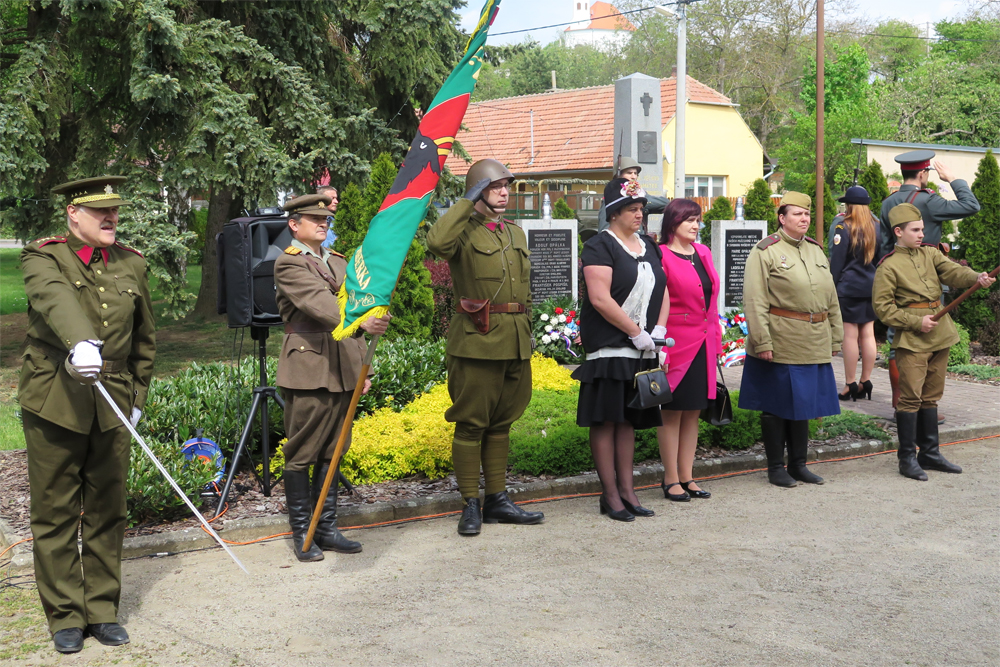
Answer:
[426, 158, 543, 536]
[597, 156, 669, 233]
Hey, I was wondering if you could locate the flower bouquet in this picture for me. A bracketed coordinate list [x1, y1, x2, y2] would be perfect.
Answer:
[719, 312, 748, 367]
[533, 299, 584, 365]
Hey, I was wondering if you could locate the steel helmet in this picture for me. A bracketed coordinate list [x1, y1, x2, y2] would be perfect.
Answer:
[617, 156, 642, 175]
[465, 159, 515, 191]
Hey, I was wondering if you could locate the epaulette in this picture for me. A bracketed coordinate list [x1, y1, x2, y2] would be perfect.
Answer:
[33, 236, 67, 247]
[284, 246, 302, 255]
[756, 233, 780, 250]
[877, 249, 896, 266]
[329, 250, 345, 259]
[803, 236, 821, 247]
[834, 224, 844, 231]
[115, 241, 143, 258]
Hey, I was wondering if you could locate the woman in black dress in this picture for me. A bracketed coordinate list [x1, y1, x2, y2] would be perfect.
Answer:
[573, 178, 669, 522]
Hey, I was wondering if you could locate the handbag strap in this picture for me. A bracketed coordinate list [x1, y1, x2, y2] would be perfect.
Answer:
[716, 357, 729, 390]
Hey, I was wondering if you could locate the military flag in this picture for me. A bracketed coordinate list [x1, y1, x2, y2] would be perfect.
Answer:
[333, 0, 502, 339]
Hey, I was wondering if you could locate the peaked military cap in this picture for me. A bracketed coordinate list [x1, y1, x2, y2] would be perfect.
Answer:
[780, 191, 811, 210]
[894, 149, 935, 171]
[888, 202, 923, 228]
[52, 176, 131, 208]
[283, 194, 332, 217]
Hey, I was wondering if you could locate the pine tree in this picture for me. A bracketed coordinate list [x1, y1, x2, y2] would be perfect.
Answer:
[702, 196, 734, 250]
[744, 179, 778, 234]
[859, 159, 891, 217]
[552, 197, 576, 219]
[955, 149, 1000, 336]
[332, 183, 367, 257]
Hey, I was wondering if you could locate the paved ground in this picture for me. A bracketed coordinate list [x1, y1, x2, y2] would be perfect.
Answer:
[11, 438, 998, 666]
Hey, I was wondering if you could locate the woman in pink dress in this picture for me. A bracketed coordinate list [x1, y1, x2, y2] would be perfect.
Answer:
[656, 199, 722, 501]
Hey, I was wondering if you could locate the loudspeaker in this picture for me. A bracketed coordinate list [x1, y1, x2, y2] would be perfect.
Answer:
[217, 215, 293, 328]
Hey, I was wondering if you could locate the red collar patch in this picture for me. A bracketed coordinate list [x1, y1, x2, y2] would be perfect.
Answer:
[75, 245, 109, 266]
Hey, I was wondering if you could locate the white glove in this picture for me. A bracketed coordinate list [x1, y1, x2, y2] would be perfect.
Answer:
[65, 340, 103, 384]
[629, 330, 656, 351]
[129, 408, 142, 428]
[650, 325, 667, 342]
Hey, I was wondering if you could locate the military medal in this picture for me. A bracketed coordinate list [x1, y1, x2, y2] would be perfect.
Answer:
[780, 255, 788, 268]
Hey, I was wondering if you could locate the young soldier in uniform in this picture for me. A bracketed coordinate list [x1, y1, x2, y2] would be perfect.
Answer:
[19, 176, 155, 653]
[597, 157, 669, 233]
[426, 159, 544, 536]
[274, 194, 390, 561]
[873, 203, 995, 481]
[877, 149, 980, 411]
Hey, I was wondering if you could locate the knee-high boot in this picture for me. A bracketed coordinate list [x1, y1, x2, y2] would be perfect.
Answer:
[283, 469, 324, 562]
[895, 411, 927, 481]
[761, 413, 796, 487]
[311, 462, 362, 553]
[915, 408, 962, 474]
[786, 419, 824, 484]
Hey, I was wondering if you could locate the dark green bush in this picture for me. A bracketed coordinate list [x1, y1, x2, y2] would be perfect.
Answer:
[812, 411, 889, 443]
[859, 160, 890, 217]
[947, 364, 1000, 381]
[127, 440, 216, 527]
[955, 149, 999, 338]
[744, 178, 778, 235]
[508, 389, 591, 476]
[702, 196, 734, 250]
[552, 197, 576, 219]
[360, 338, 447, 414]
[949, 322, 972, 367]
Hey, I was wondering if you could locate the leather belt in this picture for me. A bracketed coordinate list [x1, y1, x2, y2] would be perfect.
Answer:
[902, 300, 940, 309]
[24, 336, 126, 373]
[768, 306, 828, 323]
[456, 302, 526, 314]
[284, 322, 332, 334]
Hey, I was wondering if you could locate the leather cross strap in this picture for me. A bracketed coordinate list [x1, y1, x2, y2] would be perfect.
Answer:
[24, 336, 126, 373]
[284, 322, 332, 334]
[902, 300, 941, 309]
[768, 306, 828, 323]
[302, 255, 341, 293]
[456, 301, 526, 314]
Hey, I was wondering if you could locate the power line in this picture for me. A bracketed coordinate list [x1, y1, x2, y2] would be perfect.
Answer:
[489, 2, 685, 37]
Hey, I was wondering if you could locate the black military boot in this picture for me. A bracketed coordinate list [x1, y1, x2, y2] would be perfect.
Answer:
[311, 463, 362, 553]
[761, 413, 796, 487]
[483, 491, 544, 524]
[916, 407, 962, 474]
[895, 411, 928, 481]
[457, 497, 482, 536]
[283, 469, 324, 562]
[786, 419, 824, 484]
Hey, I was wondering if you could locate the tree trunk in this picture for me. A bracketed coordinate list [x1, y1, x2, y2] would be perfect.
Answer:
[192, 185, 235, 318]
[165, 184, 191, 276]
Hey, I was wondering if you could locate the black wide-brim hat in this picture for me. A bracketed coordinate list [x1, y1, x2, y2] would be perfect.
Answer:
[604, 177, 647, 219]
[838, 185, 871, 205]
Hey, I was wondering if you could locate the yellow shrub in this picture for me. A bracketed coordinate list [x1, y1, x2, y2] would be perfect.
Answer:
[530, 352, 577, 391]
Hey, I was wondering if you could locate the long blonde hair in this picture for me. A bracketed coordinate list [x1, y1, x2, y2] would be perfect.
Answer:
[842, 204, 877, 265]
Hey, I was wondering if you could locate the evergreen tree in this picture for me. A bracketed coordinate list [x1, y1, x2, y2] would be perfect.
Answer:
[702, 196, 734, 250]
[744, 179, 778, 234]
[552, 197, 576, 219]
[859, 159, 891, 217]
[332, 183, 367, 257]
[955, 149, 1000, 336]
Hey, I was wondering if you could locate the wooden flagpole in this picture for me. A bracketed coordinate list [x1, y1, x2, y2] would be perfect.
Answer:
[930, 265, 1000, 322]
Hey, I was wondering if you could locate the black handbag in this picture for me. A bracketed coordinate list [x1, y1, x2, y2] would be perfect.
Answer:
[627, 367, 673, 410]
[701, 359, 733, 426]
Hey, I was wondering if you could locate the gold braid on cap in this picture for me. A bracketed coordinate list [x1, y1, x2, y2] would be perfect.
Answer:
[71, 192, 121, 205]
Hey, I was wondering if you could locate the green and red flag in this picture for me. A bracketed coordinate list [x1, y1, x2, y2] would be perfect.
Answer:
[333, 0, 502, 339]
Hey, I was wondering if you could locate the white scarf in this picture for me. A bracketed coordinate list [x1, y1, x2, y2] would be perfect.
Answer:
[603, 229, 655, 331]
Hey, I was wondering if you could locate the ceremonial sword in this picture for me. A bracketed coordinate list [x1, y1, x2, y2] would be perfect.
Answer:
[95, 381, 249, 573]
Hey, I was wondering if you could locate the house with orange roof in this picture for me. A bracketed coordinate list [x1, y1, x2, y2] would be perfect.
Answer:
[455, 74, 766, 218]
[562, 1, 635, 51]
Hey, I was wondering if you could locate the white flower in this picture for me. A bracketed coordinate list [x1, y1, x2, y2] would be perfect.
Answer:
[558, 314, 567, 323]
[544, 324, 553, 332]
[540, 313, 549, 321]
[541, 335, 551, 344]
[563, 327, 572, 336]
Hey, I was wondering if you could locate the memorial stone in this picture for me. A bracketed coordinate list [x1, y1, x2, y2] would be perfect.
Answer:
[614, 73, 664, 236]
[518, 217, 579, 302]
[711, 219, 768, 313]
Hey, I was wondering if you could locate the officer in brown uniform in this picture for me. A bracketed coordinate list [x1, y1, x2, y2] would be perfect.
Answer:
[274, 194, 390, 561]
[426, 159, 543, 536]
[19, 176, 155, 653]
[873, 203, 994, 481]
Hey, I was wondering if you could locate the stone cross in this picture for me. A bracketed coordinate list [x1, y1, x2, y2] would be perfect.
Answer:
[640, 92, 653, 117]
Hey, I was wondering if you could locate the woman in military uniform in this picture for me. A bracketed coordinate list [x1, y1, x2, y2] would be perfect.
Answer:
[739, 191, 843, 488]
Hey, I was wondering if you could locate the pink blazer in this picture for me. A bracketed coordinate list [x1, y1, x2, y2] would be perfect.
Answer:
[660, 243, 722, 398]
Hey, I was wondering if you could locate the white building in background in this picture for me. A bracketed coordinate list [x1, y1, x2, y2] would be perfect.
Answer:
[561, 1, 635, 51]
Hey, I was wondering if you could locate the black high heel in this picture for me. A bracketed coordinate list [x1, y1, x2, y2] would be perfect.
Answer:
[680, 481, 711, 499]
[839, 382, 858, 402]
[599, 496, 635, 522]
[857, 380, 873, 400]
[661, 481, 690, 502]
[621, 498, 655, 517]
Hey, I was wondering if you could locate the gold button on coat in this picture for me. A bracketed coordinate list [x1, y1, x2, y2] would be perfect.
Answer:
[102, 303, 108, 309]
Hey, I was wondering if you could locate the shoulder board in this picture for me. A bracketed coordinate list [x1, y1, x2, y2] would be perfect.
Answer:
[329, 250, 345, 259]
[756, 233, 781, 250]
[115, 242, 143, 258]
[803, 236, 821, 247]
[834, 224, 844, 231]
[284, 246, 302, 255]
[877, 249, 896, 266]
[32, 236, 67, 247]
[503, 218, 522, 229]
[919, 188, 934, 194]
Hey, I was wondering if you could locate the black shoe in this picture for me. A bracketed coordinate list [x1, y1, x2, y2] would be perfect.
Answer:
[311, 463, 362, 553]
[839, 382, 858, 401]
[53, 628, 84, 653]
[896, 411, 928, 481]
[86, 623, 129, 646]
[620, 498, 655, 517]
[599, 496, 635, 522]
[661, 481, 691, 502]
[458, 497, 483, 535]
[283, 469, 324, 562]
[786, 419, 824, 485]
[761, 413, 797, 487]
[916, 407, 962, 474]
[680, 481, 711, 499]
[858, 380, 873, 400]
[483, 491, 544, 525]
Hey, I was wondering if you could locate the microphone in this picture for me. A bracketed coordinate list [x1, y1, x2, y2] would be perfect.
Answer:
[652, 338, 675, 347]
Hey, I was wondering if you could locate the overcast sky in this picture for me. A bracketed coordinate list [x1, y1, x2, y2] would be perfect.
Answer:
[462, 0, 973, 46]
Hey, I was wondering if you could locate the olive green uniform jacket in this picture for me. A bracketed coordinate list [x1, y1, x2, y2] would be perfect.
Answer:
[426, 199, 533, 361]
[19, 234, 155, 431]
[878, 181, 979, 257]
[742, 229, 844, 364]
[872, 244, 980, 353]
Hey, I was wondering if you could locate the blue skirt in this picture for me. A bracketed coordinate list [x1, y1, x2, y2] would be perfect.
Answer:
[738, 356, 841, 421]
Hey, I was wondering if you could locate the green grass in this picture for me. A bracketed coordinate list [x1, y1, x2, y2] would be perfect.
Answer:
[948, 364, 1000, 380]
[0, 248, 27, 316]
[0, 401, 25, 450]
[0, 586, 49, 660]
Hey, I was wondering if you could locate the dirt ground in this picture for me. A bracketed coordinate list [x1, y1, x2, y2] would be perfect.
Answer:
[4, 438, 998, 667]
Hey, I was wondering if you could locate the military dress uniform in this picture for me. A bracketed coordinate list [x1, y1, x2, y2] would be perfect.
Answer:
[273, 195, 368, 560]
[19, 178, 155, 644]
[426, 159, 542, 534]
[739, 192, 843, 487]
[873, 203, 982, 480]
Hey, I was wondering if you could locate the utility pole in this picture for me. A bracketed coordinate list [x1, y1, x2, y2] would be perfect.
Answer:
[656, 2, 697, 199]
[816, 0, 825, 247]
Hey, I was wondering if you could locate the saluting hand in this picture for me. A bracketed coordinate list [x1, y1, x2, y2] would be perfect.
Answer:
[932, 160, 953, 183]
[977, 272, 996, 288]
[921, 315, 938, 333]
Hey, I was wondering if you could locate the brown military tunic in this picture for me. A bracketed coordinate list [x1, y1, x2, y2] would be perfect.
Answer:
[274, 239, 367, 470]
